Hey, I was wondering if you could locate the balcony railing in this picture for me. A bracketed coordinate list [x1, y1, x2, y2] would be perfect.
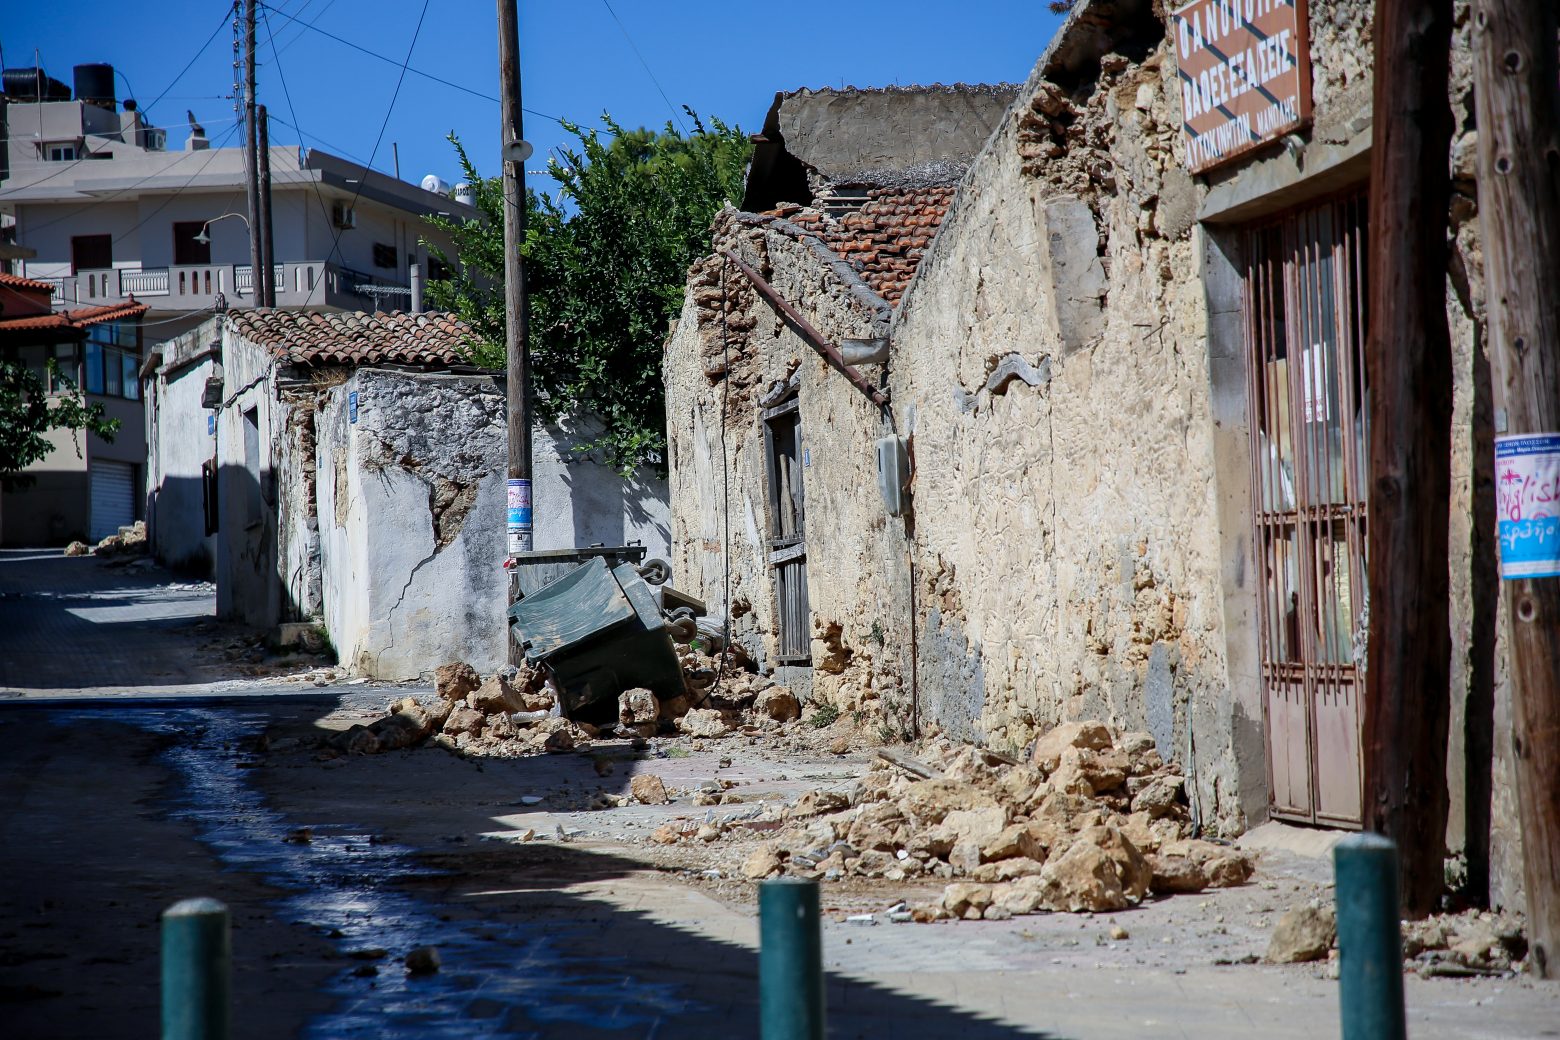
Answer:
[28, 261, 413, 315]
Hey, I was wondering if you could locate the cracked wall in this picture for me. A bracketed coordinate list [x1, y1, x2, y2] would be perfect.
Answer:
[315, 369, 508, 680]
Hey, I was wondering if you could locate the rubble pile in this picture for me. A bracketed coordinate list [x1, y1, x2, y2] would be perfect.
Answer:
[1402, 909, 1529, 977]
[327, 650, 801, 758]
[693, 721, 1253, 920]
[64, 521, 148, 559]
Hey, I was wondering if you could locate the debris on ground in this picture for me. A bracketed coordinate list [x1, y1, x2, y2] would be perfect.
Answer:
[79, 521, 148, 559]
[1402, 908, 1528, 976]
[1264, 904, 1335, 963]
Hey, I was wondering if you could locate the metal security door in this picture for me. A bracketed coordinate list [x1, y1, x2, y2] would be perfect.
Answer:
[1244, 193, 1369, 827]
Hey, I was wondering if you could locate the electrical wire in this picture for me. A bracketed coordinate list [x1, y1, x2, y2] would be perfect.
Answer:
[599, 0, 687, 133]
[254, 0, 567, 127]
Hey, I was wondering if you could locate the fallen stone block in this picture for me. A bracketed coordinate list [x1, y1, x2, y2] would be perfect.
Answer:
[434, 662, 481, 702]
[630, 774, 669, 805]
[1031, 720, 1113, 772]
[1265, 905, 1335, 963]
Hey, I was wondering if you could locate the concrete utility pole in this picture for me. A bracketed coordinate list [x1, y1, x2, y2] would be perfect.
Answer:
[497, 0, 532, 557]
[1471, 0, 1560, 980]
[242, 0, 262, 306]
[257, 104, 275, 308]
[1362, 0, 1455, 918]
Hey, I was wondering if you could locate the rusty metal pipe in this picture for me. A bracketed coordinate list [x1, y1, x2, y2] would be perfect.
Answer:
[720, 250, 889, 408]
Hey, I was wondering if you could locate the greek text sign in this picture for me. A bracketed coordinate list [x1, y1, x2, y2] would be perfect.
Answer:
[1171, 0, 1312, 174]
[1496, 433, 1560, 580]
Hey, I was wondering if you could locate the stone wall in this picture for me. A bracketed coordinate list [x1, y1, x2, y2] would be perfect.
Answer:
[315, 368, 508, 679]
[664, 211, 914, 722]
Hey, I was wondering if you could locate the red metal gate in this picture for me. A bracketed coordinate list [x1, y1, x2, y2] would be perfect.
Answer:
[1244, 193, 1369, 827]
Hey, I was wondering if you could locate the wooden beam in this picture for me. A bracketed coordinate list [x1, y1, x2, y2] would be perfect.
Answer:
[1363, 0, 1456, 918]
[1471, 0, 1560, 979]
[720, 250, 890, 408]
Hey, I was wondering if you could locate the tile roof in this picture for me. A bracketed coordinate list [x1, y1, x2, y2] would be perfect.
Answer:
[225, 309, 477, 369]
[0, 270, 57, 294]
[782, 185, 957, 306]
[0, 298, 148, 336]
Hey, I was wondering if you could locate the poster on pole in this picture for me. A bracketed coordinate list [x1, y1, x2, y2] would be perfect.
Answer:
[1496, 433, 1560, 579]
[1171, 0, 1312, 174]
[507, 478, 533, 556]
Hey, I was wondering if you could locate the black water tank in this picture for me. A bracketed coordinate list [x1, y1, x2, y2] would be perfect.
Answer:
[2, 67, 71, 101]
[73, 64, 115, 108]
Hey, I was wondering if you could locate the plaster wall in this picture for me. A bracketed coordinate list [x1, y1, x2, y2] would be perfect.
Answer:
[213, 328, 285, 627]
[530, 415, 671, 558]
[315, 368, 508, 679]
[145, 320, 219, 573]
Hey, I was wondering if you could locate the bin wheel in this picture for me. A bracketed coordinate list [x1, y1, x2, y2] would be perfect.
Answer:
[638, 558, 671, 585]
[667, 616, 697, 644]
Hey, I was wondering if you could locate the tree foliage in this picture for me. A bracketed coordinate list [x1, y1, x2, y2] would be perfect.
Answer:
[423, 111, 751, 473]
[0, 359, 119, 490]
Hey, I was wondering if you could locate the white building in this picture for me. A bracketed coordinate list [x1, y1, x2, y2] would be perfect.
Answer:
[0, 62, 476, 340]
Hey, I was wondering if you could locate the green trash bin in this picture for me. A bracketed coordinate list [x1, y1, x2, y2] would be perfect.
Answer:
[507, 556, 686, 722]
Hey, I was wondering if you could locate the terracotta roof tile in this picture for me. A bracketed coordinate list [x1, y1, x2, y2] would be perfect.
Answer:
[785, 184, 958, 306]
[225, 309, 476, 369]
[0, 271, 57, 293]
[0, 297, 148, 336]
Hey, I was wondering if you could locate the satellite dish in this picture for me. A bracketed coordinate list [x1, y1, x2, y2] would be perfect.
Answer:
[503, 139, 534, 163]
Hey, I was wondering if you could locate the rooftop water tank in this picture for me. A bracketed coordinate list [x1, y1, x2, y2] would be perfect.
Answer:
[453, 182, 476, 208]
[73, 64, 116, 108]
[420, 174, 450, 195]
[2, 67, 71, 102]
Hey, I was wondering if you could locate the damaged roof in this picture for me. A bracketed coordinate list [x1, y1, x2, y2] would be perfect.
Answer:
[743, 82, 1019, 212]
[226, 309, 477, 369]
[783, 184, 958, 307]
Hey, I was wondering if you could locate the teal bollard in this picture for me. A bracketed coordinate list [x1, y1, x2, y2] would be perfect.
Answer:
[1334, 833, 1406, 1040]
[759, 877, 824, 1040]
[161, 897, 231, 1040]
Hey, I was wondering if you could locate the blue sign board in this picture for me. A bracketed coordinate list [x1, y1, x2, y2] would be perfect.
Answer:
[207, 414, 215, 436]
[349, 390, 359, 424]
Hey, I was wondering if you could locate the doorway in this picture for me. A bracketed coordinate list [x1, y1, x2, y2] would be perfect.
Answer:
[1243, 192, 1369, 827]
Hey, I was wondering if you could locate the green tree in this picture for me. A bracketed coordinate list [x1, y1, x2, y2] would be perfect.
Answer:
[423, 111, 751, 473]
[0, 358, 119, 490]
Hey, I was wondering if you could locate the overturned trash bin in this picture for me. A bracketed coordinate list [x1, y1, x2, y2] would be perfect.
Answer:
[507, 555, 688, 723]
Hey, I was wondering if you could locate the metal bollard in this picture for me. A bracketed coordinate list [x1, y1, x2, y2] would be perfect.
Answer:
[759, 877, 824, 1040]
[161, 897, 231, 1040]
[1334, 833, 1406, 1040]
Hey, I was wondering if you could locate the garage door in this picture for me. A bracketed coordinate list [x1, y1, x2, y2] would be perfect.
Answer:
[90, 460, 136, 541]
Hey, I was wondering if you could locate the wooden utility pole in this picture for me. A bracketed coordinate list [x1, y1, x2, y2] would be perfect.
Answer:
[497, 0, 531, 557]
[242, 0, 262, 307]
[256, 104, 274, 308]
[1362, 0, 1456, 919]
[1471, 0, 1560, 979]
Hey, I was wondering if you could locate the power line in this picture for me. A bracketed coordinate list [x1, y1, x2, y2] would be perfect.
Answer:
[599, 0, 686, 133]
[253, 1, 566, 126]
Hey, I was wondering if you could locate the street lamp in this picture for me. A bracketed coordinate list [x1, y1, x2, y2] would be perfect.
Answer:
[192, 212, 249, 244]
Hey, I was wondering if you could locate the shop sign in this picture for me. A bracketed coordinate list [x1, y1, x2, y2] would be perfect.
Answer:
[1171, 0, 1312, 173]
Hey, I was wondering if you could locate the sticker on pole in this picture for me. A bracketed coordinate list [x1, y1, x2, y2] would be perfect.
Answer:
[507, 478, 533, 555]
[1496, 433, 1560, 579]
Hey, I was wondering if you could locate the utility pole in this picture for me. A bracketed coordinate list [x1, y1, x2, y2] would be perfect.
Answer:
[1472, 0, 1560, 979]
[242, 0, 262, 307]
[497, 0, 531, 558]
[1362, 0, 1455, 918]
[257, 104, 274, 307]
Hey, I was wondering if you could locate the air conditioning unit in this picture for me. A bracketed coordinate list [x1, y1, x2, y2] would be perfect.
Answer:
[331, 202, 356, 230]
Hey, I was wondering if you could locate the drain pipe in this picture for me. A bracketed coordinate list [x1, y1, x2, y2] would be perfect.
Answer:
[409, 262, 424, 314]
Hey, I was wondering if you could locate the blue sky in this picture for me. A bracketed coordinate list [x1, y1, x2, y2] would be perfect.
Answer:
[4, 1, 1065, 188]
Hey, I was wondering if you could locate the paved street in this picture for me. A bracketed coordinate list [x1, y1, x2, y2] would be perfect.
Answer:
[2, 554, 1556, 1038]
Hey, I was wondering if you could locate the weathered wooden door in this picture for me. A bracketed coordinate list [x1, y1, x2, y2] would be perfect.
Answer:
[1244, 193, 1369, 827]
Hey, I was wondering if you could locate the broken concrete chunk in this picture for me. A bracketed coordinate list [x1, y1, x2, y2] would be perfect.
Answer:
[743, 846, 783, 879]
[1129, 775, 1184, 818]
[469, 675, 525, 715]
[1031, 720, 1113, 772]
[1039, 841, 1129, 912]
[619, 687, 660, 736]
[1073, 824, 1152, 901]
[442, 706, 484, 737]
[754, 684, 801, 723]
[676, 707, 731, 738]
[433, 662, 481, 702]
[630, 774, 669, 805]
[942, 882, 993, 917]
[1147, 854, 1207, 894]
[1265, 905, 1336, 963]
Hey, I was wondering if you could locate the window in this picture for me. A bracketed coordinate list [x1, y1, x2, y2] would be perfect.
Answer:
[763, 396, 812, 665]
[372, 242, 398, 270]
[71, 234, 112, 273]
[82, 323, 140, 400]
[427, 256, 452, 281]
[44, 142, 77, 162]
[173, 221, 211, 266]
